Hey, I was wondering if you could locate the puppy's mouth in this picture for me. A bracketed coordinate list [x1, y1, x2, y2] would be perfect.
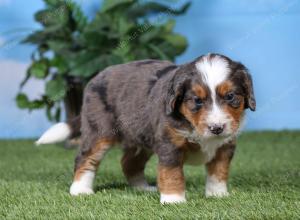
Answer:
[196, 124, 235, 140]
[203, 132, 231, 140]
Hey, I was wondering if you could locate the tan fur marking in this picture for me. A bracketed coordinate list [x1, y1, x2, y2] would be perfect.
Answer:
[158, 165, 185, 194]
[217, 81, 234, 96]
[166, 125, 187, 147]
[192, 84, 207, 99]
[178, 83, 209, 134]
[217, 81, 245, 132]
[206, 142, 236, 181]
[166, 125, 205, 165]
[180, 102, 208, 134]
[74, 138, 115, 180]
[225, 99, 244, 131]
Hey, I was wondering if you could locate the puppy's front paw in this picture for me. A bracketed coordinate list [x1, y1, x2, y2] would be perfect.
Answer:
[70, 182, 94, 196]
[205, 188, 229, 197]
[205, 175, 229, 198]
[160, 193, 186, 204]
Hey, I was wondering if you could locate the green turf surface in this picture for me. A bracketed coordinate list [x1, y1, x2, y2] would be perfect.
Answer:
[0, 131, 299, 219]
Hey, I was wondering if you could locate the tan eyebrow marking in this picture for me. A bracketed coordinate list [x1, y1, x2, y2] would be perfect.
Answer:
[217, 81, 235, 97]
[192, 84, 207, 99]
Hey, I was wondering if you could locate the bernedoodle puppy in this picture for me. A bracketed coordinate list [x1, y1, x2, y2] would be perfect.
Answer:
[37, 53, 255, 204]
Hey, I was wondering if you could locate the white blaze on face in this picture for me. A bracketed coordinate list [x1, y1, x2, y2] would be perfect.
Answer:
[195, 55, 231, 136]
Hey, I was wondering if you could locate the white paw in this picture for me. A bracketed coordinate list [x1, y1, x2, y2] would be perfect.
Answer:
[205, 175, 229, 198]
[160, 193, 186, 204]
[70, 182, 94, 196]
[205, 189, 229, 197]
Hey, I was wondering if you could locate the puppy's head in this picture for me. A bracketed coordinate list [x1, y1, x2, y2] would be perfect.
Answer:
[166, 53, 255, 140]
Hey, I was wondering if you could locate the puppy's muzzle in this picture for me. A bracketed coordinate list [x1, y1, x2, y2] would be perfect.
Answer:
[208, 123, 225, 135]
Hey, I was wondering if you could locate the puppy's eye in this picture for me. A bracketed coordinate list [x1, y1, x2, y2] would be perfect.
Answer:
[224, 92, 235, 101]
[193, 97, 203, 107]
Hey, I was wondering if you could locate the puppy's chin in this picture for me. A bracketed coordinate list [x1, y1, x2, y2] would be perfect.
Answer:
[200, 129, 235, 141]
[203, 134, 230, 141]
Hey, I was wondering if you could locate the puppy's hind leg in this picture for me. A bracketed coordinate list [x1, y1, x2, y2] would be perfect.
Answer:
[70, 138, 115, 196]
[121, 147, 156, 191]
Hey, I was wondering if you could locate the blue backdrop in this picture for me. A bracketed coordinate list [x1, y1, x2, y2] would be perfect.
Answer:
[0, 0, 300, 138]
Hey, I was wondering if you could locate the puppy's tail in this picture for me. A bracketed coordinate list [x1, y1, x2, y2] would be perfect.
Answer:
[35, 116, 81, 145]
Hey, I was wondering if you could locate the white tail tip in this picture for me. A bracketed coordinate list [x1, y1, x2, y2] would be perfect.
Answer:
[36, 122, 71, 145]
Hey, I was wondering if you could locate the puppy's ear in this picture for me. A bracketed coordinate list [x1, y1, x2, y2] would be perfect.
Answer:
[165, 69, 191, 115]
[235, 63, 256, 111]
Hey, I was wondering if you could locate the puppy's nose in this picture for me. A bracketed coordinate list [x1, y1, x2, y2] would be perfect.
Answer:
[208, 124, 224, 135]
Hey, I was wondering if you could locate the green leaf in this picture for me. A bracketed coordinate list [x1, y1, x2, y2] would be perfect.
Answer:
[35, 6, 69, 27]
[69, 51, 123, 78]
[29, 100, 45, 109]
[127, 1, 191, 19]
[113, 38, 131, 59]
[175, 2, 191, 15]
[43, 24, 66, 33]
[80, 31, 106, 48]
[20, 72, 31, 88]
[46, 104, 54, 121]
[164, 33, 188, 55]
[68, 51, 100, 77]
[16, 93, 29, 109]
[118, 17, 134, 36]
[45, 77, 67, 101]
[148, 43, 170, 60]
[50, 56, 68, 74]
[101, 0, 135, 12]
[163, 19, 175, 32]
[44, 0, 65, 7]
[139, 26, 162, 43]
[47, 40, 70, 53]
[22, 31, 49, 44]
[84, 13, 121, 41]
[16, 93, 45, 110]
[29, 60, 48, 79]
[22, 26, 67, 45]
[70, 1, 88, 32]
[55, 106, 61, 122]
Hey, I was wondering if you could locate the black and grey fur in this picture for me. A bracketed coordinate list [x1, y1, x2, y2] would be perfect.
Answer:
[36, 53, 255, 203]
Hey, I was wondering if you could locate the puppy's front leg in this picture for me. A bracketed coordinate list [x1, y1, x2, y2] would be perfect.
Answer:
[158, 165, 185, 204]
[205, 142, 236, 197]
[157, 148, 185, 204]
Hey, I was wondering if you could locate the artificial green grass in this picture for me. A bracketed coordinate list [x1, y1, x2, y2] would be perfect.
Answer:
[0, 131, 299, 219]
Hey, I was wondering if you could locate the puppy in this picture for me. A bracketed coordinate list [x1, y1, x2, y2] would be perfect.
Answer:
[37, 53, 255, 204]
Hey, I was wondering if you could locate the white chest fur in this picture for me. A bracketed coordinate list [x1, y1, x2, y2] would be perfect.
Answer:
[179, 129, 233, 165]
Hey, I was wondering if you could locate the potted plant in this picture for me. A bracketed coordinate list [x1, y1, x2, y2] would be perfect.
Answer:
[16, 0, 190, 124]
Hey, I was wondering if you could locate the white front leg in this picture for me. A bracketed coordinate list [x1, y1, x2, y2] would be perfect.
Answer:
[160, 192, 186, 204]
[70, 171, 95, 196]
[205, 175, 229, 197]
